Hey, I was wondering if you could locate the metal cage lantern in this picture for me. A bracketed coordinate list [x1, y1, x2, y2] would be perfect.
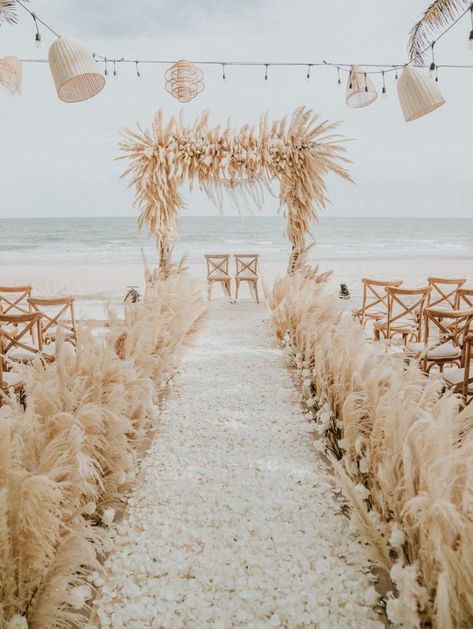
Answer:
[397, 65, 446, 122]
[48, 37, 105, 103]
[165, 59, 204, 103]
[346, 65, 378, 108]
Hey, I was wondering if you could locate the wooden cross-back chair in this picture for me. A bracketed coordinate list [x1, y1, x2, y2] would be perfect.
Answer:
[0, 285, 32, 316]
[234, 254, 260, 303]
[374, 286, 431, 345]
[455, 287, 473, 310]
[205, 254, 232, 301]
[409, 306, 473, 373]
[442, 333, 473, 407]
[353, 278, 403, 326]
[0, 311, 47, 368]
[28, 296, 77, 345]
[427, 277, 466, 309]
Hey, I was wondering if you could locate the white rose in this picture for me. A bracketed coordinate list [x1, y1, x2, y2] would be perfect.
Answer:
[389, 525, 406, 549]
[102, 507, 116, 526]
[359, 457, 370, 474]
[6, 615, 28, 629]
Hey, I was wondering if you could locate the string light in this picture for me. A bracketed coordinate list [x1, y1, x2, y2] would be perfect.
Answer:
[113, 60, 117, 76]
[306, 64, 311, 80]
[337, 66, 341, 85]
[364, 72, 368, 92]
[264, 64, 269, 81]
[32, 13, 41, 48]
[435, 66, 439, 82]
[382, 70, 387, 97]
[222, 63, 226, 80]
[395, 67, 399, 80]
[135, 61, 141, 77]
[469, 5, 473, 49]
[429, 42, 436, 78]
[104, 57, 108, 76]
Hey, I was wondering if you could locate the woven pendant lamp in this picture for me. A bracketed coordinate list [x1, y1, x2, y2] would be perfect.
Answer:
[397, 65, 445, 122]
[48, 37, 105, 103]
[165, 59, 204, 103]
[346, 65, 378, 108]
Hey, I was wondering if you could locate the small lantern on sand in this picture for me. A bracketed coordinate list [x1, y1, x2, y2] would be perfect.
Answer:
[48, 37, 105, 102]
[165, 59, 204, 103]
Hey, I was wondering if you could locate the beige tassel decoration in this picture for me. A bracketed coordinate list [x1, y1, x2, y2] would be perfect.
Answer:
[0, 55, 22, 95]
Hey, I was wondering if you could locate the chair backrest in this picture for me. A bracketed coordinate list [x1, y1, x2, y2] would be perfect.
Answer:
[28, 296, 77, 343]
[385, 286, 431, 339]
[205, 255, 230, 280]
[234, 254, 259, 279]
[455, 288, 473, 310]
[359, 278, 403, 322]
[0, 285, 32, 316]
[0, 312, 43, 370]
[427, 277, 466, 309]
[423, 306, 473, 348]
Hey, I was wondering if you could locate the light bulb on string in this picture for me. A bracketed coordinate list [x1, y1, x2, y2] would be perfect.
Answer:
[348, 68, 353, 90]
[364, 72, 368, 92]
[429, 42, 436, 78]
[264, 64, 269, 81]
[306, 64, 311, 81]
[222, 63, 226, 80]
[135, 61, 141, 77]
[113, 60, 117, 77]
[32, 13, 41, 48]
[381, 70, 387, 97]
[469, 6, 473, 48]
[104, 57, 108, 76]
[395, 67, 399, 80]
[337, 66, 341, 85]
[435, 66, 439, 82]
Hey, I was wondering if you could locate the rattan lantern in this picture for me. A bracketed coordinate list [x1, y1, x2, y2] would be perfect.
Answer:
[48, 37, 105, 103]
[397, 65, 446, 122]
[165, 59, 204, 103]
[346, 65, 378, 108]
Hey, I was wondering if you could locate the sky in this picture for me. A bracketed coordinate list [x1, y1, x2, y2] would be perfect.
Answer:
[0, 0, 472, 219]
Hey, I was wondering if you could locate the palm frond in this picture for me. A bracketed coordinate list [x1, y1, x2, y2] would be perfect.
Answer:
[0, 0, 19, 25]
[408, 0, 472, 63]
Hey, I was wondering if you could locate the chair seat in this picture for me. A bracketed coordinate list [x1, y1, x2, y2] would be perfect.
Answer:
[208, 273, 230, 281]
[7, 347, 55, 363]
[407, 341, 461, 360]
[44, 328, 74, 340]
[236, 275, 258, 281]
[442, 367, 473, 392]
[375, 316, 417, 332]
[1, 371, 23, 389]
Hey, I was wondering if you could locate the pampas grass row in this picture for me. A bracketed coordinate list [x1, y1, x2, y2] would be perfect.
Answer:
[267, 269, 473, 628]
[0, 270, 205, 629]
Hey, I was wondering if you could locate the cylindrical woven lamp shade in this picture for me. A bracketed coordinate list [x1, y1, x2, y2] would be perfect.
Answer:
[346, 65, 378, 108]
[48, 37, 105, 103]
[165, 60, 204, 103]
[397, 65, 446, 122]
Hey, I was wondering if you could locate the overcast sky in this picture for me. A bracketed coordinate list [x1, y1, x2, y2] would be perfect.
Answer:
[0, 0, 472, 219]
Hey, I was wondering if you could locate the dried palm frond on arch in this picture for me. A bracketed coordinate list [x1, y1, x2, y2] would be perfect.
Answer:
[119, 107, 352, 273]
[408, 0, 472, 63]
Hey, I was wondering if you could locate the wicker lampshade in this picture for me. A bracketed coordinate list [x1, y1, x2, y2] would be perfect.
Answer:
[397, 65, 446, 122]
[165, 59, 204, 103]
[346, 65, 378, 108]
[48, 37, 105, 103]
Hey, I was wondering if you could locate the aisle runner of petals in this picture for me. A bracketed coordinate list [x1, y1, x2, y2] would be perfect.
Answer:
[93, 303, 382, 628]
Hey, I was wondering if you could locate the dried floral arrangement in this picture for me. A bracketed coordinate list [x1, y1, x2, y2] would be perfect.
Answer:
[119, 107, 351, 272]
[0, 270, 205, 628]
[266, 268, 473, 628]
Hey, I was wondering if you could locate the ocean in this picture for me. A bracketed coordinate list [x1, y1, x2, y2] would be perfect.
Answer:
[0, 216, 472, 267]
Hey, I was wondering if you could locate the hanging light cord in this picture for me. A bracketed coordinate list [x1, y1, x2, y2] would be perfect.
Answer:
[12, 0, 473, 77]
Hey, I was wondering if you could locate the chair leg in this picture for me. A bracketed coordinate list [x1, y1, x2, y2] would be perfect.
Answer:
[235, 280, 239, 303]
[207, 282, 212, 301]
[254, 280, 259, 304]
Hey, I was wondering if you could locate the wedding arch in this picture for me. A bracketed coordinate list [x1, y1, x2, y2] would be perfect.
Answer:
[120, 106, 351, 272]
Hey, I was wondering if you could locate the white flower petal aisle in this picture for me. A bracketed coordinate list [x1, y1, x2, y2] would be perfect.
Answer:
[93, 303, 382, 628]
